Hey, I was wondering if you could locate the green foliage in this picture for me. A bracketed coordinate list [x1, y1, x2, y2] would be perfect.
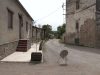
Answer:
[42, 24, 52, 40]
[57, 23, 66, 39]
[51, 31, 58, 38]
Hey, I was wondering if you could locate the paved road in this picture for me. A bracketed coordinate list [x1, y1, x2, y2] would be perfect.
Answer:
[0, 39, 100, 75]
[43, 39, 100, 75]
[43, 39, 67, 64]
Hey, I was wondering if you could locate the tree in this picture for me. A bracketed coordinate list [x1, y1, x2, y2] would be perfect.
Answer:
[57, 23, 66, 39]
[51, 31, 58, 38]
[42, 24, 52, 40]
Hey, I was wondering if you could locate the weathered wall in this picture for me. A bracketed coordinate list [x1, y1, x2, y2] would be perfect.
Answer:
[0, 0, 33, 59]
[32, 27, 37, 43]
[0, 0, 33, 45]
[32, 27, 42, 43]
[80, 19, 96, 47]
[65, 0, 97, 47]
[96, 0, 100, 48]
[0, 41, 18, 60]
[37, 28, 42, 41]
[66, 0, 76, 44]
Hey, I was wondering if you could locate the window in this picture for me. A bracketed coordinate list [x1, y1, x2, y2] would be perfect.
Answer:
[76, 21, 79, 30]
[30, 24, 32, 31]
[19, 14, 23, 27]
[8, 9, 13, 29]
[76, 0, 80, 10]
[26, 22, 28, 31]
[75, 38, 80, 45]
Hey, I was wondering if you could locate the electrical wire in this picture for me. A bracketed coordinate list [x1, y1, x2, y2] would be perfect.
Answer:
[35, 5, 62, 23]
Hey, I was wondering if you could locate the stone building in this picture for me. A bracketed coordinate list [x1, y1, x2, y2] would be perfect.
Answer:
[32, 26, 43, 43]
[0, 0, 33, 59]
[65, 0, 100, 48]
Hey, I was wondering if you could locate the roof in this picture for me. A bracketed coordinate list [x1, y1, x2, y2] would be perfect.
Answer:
[16, 0, 34, 21]
[32, 26, 42, 30]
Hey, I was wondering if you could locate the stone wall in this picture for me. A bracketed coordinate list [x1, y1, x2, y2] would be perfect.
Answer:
[0, 41, 18, 60]
[0, 0, 33, 45]
[80, 19, 96, 47]
[27, 38, 32, 50]
[0, 0, 33, 59]
[32, 27, 42, 43]
[96, 0, 100, 48]
[65, 0, 98, 48]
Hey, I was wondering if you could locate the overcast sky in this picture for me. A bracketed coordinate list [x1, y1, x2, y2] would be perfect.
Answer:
[19, 0, 66, 31]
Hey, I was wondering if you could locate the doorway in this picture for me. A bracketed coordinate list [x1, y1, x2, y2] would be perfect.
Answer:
[75, 38, 80, 45]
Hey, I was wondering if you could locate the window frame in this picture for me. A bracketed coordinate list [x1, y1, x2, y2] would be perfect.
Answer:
[18, 14, 23, 27]
[26, 21, 28, 32]
[76, 0, 80, 10]
[76, 21, 79, 30]
[7, 8, 14, 29]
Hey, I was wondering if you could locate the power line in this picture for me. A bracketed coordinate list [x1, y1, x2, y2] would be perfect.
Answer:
[35, 5, 62, 23]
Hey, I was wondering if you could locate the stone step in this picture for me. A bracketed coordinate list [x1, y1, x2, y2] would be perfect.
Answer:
[16, 40, 28, 52]
[17, 46, 27, 48]
[16, 49, 27, 52]
[18, 44, 27, 46]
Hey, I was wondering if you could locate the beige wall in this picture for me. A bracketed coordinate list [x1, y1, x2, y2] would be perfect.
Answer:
[0, 0, 33, 45]
[65, 0, 97, 47]
[66, 0, 96, 33]
[32, 27, 42, 42]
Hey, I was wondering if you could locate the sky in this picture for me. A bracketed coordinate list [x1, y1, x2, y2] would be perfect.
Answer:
[19, 0, 66, 31]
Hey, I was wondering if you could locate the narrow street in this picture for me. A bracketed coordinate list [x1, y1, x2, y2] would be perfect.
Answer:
[0, 39, 100, 75]
[42, 39, 100, 74]
[43, 39, 68, 64]
[1, 0, 100, 75]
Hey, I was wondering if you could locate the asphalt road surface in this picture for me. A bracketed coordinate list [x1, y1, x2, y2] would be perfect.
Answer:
[0, 39, 100, 75]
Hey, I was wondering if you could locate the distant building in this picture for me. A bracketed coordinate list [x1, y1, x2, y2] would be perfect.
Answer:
[65, 0, 100, 48]
[0, 0, 33, 59]
[32, 26, 43, 42]
[32, 26, 41, 43]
